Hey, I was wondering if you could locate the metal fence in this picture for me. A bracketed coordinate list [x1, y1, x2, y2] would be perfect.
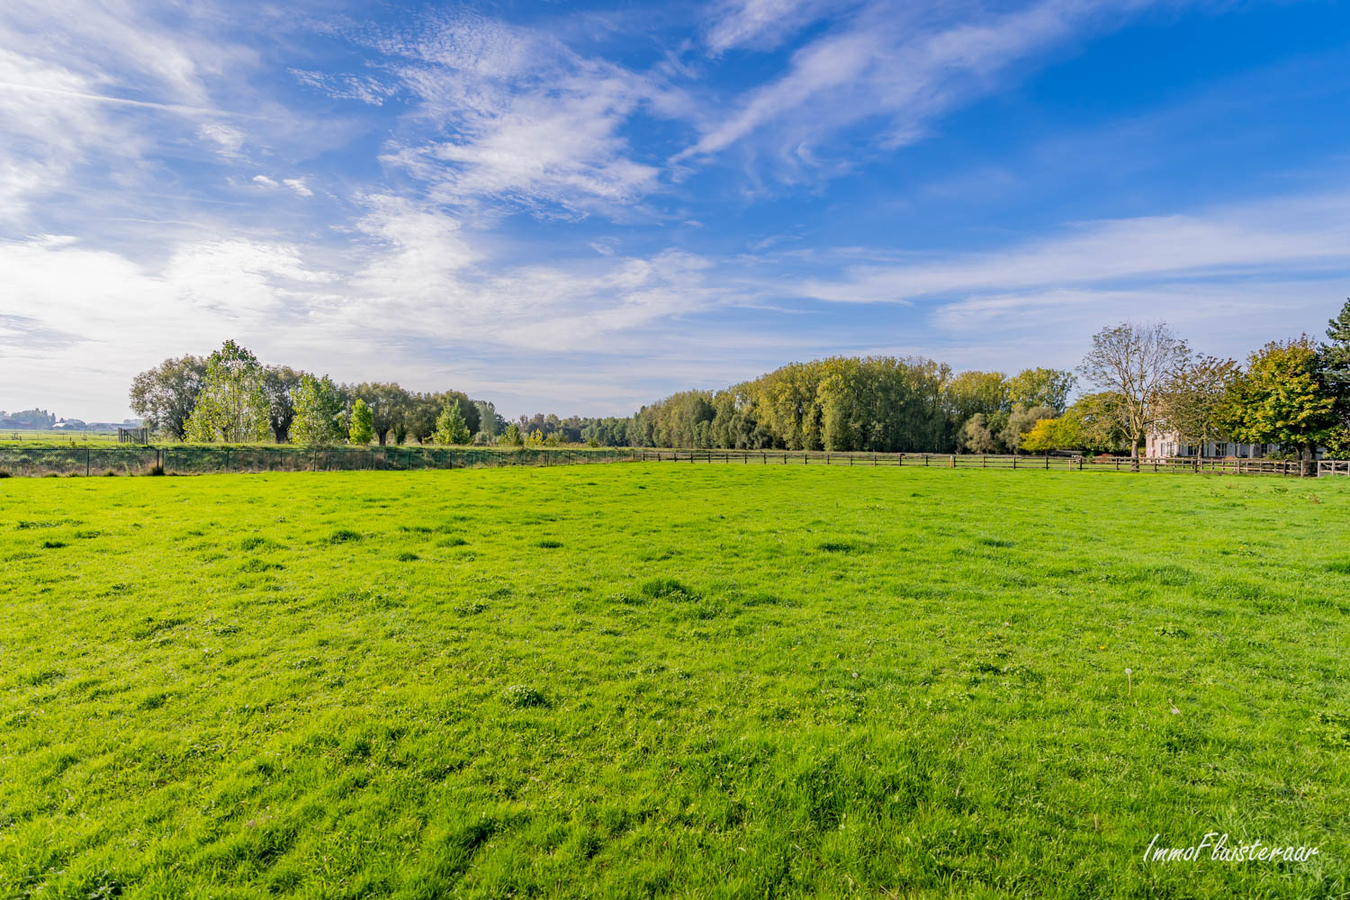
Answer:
[0, 445, 638, 477]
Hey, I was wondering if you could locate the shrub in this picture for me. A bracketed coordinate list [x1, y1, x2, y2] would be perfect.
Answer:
[0, 471, 9, 478]
[148, 464, 165, 476]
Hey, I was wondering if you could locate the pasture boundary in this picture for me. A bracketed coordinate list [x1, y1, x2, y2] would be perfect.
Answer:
[638, 450, 1313, 476]
[0, 445, 637, 478]
[1, 444, 1338, 478]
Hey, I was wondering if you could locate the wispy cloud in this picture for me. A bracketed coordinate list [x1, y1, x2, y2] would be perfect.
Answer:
[703, 0, 844, 54]
[796, 191, 1350, 303]
[680, 0, 1156, 167]
[355, 13, 676, 216]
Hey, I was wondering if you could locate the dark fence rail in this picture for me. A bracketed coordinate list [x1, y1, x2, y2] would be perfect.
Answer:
[637, 449, 1305, 476]
[0, 445, 637, 477]
[0, 445, 1324, 478]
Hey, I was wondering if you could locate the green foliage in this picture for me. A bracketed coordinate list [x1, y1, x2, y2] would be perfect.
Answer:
[262, 366, 303, 444]
[1080, 321, 1189, 456]
[1320, 298, 1350, 450]
[1066, 391, 1128, 452]
[1000, 404, 1056, 453]
[499, 423, 524, 447]
[183, 341, 269, 443]
[129, 356, 206, 441]
[944, 370, 1008, 425]
[349, 399, 375, 445]
[959, 412, 1000, 453]
[434, 398, 472, 445]
[290, 374, 345, 446]
[1221, 337, 1337, 466]
[1, 466, 1347, 897]
[1019, 416, 1077, 452]
[1005, 367, 1076, 414]
[1156, 355, 1239, 454]
[352, 383, 411, 446]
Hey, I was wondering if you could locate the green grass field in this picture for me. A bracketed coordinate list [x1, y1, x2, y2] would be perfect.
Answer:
[2, 465, 1347, 899]
[0, 429, 121, 444]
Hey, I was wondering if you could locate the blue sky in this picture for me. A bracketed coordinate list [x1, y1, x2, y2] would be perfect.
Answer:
[2, 0, 1348, 420]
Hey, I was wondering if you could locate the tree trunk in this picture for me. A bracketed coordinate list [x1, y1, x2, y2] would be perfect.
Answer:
[377, 430, 388, 446]
[1301, 445, 1316, 478]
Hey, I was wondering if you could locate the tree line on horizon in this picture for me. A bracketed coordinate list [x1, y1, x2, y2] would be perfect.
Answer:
[125, 299, 1350, 471]
[129, 344, 506, 448]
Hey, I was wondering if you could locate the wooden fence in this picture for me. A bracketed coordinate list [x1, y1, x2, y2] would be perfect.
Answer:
[636, 449, 1307, 476]
[1318, 460, 1350, 477]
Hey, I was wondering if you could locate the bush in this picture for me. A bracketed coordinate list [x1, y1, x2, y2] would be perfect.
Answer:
[148, 465, 165, 476]
[0, 471, 10, 478]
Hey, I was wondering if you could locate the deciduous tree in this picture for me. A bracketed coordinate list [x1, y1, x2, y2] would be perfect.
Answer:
[1155, 355, 1238, 456]
[1079, 321, 1188, 464]
[352, 383, 410, 446]
[184, 341, 269, 443]
[1006, 368, 1076, 414]
[1220, 337, 1337, 476]
[291, 374, 345, 446]
[263, 365, 303, 444]
[349, 399, 374, 445]
[434, 398, 471, 445]
[129, 355, 206, 440]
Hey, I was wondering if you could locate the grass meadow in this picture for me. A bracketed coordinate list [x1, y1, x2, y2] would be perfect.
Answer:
[1, 464, 1347, 898]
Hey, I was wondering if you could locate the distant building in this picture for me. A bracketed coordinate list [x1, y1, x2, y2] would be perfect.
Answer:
[1146, 429, 1321, 459]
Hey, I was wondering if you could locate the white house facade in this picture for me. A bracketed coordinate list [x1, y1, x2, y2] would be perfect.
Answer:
[1146, 429, 1321, 459]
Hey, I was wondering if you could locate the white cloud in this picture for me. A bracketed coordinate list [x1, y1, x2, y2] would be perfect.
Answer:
[288, 68, 399, 106]
[796, 192, 1350, 303]
[0, 200, 745, 417]
[252, 174, 279, 188]
[680, 0, 1154, 165]
[360, 13, 672, 215]
[283, 178, 313, 197]
[0, 2, 260, 225]
[198, 122, 246, 157]
[704, 0, 842, 54]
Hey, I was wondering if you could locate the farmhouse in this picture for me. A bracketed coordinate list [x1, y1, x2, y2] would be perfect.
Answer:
[1146, 429, 1323, 459]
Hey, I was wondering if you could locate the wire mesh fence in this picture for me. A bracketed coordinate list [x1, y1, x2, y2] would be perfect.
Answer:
[0, 445, 639, 477]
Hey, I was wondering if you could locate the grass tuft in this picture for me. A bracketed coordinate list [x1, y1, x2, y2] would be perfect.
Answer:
[502, 685, 550, 709]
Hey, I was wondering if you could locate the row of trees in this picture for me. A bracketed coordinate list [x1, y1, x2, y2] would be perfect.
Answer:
[1017, 300, 1350, 474]
[127, 300, 1350, 469]
[129, 342, 504, 446]
[617, 360, 1077, 453]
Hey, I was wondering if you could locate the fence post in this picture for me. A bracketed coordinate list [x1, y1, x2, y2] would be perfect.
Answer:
[1044, 456, 1049, 470]
[1012, 455, 1017, 470]
[86, 446, 90, 477]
